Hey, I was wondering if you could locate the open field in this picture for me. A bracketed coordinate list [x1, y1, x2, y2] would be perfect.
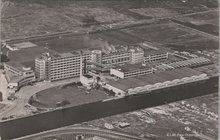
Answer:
[122, 22, 189, 44]
[176, 10, 219, 26]
[29, 85, 109, 108]
[1, 0, 218, 40]
[91, 30, 144, 45]
[1, 0, 134, 40]
[122, 21, 218, 51]
[83, 93, 218, 140]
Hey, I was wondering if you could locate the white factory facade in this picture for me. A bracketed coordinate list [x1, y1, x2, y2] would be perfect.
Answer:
[34, 46, 169, 81]
[4, 63, 36, 93]
[35, 50, 91, 81]
[105, 67, 208, 97]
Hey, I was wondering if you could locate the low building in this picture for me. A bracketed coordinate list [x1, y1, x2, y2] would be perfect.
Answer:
[7, 73, 35, 93]
[106, 68, 208, 96]
[5, 42, 37, 51]
[4, 63, 36, 93]
[118, 122, 130, 128]
[4, 64, 35, 93]
[110, 63, 155, 79]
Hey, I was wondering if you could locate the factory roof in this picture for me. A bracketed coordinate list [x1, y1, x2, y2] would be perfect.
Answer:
[5, 61, 26, 72]
[107, 68, 204, 91]
[9, 73, 35, 83]
[113, 63, 152, 73]
[51, 49, 91, 58]
[6, 47, 56, 70]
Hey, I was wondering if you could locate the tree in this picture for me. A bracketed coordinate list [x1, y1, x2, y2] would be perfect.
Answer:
[1, 54, 9, 62]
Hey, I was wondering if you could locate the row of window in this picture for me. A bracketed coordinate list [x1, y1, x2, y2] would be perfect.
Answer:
[125, 71, 153, 78]
[50, 73, 79, 80]
[102, 57, 130, 64]
[51, 64, 80, 69]
[145, 57, 167, 62]
[51, 56, 90, 62]
[50, 70, 81, 74]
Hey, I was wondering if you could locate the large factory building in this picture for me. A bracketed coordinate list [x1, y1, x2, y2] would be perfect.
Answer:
[35, 50, 91, 81]
[105, 68, 208, 97]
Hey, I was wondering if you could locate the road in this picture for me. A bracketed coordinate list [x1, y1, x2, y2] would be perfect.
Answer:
[0, 70, 9, 101]
[17, 126, 148, 140]
[0, 77, 79, 119]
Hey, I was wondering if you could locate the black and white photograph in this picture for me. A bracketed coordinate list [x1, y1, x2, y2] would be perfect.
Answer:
[0, 0, 219, 139]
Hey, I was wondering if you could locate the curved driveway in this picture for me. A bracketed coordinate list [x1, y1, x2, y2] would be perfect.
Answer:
[0, 77, 79, 119]
[17, 126, 149, 140]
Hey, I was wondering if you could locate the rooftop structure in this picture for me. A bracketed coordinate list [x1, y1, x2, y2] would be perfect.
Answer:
[110, 63, 155, 79]
[113, 63, 152, 73]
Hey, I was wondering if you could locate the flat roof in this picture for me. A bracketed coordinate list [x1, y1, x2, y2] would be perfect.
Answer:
[52, 49, 91, 58]
[113, 63, 152, 73]
[5, 60, 35, 72]
[9, 73, 35, 83]
[107, 68, 204, 91]
[5, 61, 24, 72]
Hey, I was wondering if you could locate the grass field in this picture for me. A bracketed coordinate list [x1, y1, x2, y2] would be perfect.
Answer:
[91, 30, 144, 45]
[29, 85, 108, 108]
[184, 10, 219, 26]
[122, 22, 189, 44]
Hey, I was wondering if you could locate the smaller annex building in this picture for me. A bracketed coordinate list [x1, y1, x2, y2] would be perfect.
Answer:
[4, 62, 36, 93]
[105, 67, 208, 97]
[110, 63, 156, 79]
